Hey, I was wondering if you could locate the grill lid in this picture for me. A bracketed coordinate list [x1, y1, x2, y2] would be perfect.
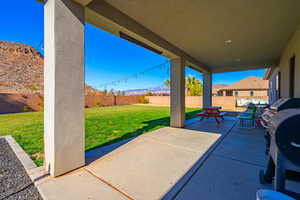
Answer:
[270, 98, 300, 112]
[270, 109, 300, 167]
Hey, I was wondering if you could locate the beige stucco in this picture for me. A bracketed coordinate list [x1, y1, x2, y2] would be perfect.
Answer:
[203, 73, 212, 108]
[93, 0, 300, 73]
[170, 58, 186, 128]
[39, 0, 300, 177]
[220, 90, 268, 97]
[252, 90, 268, 97]
[278, 26, 300, 98]
[85, 1, 209, 73]
[44, 0, 85, 177]
[146, 96, 268, 110]
[267, 68, 280, 104]
[37, 0, 300, 73]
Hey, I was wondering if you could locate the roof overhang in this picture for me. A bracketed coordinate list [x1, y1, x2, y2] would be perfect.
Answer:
[85, 1, 210, 73]
[37, 0, 300, 74]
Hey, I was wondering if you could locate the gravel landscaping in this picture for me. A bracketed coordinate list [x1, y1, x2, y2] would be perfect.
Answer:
[0, 138, 42, 200]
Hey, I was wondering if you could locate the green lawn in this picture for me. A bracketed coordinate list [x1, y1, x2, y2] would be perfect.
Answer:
[0, 105, 200, 166]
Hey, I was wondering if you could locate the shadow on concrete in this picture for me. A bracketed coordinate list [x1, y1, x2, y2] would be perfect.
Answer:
[224, 111, 241, 117]
[162, 126, 298, 200]
[161, 120, 238, 200]
[85, 109, 201, 164]
[85, 115, 238, 199]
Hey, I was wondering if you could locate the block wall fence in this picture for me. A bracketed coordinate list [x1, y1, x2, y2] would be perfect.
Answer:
[0, 93, 145, 114]
[146, 96, 268, 109]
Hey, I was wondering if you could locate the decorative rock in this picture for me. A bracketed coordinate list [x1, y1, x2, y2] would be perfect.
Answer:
[0, 138, 42, 200]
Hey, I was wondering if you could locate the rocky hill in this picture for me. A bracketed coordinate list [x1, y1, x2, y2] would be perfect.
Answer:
[0, 41, 100, 94]
[0, 41, 44, 93]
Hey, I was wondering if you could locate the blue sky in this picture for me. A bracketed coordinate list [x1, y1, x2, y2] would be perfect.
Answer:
[1, 0, 265, 91]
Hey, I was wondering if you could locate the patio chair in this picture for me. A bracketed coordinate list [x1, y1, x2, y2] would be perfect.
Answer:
[244, 103, 257, 114]
[237, 104, 257, 128]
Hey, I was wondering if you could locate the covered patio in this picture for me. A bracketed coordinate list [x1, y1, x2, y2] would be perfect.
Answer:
[32, 0, 300, 199]
[30, 116, 300, 200]
[41, 0, 300, 177]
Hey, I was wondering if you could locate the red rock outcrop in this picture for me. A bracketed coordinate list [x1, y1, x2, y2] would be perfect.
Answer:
[0, 41, 44, 93]
[0, 40, 101, 95]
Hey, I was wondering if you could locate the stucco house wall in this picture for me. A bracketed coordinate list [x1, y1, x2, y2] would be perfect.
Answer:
[219, 89, 268, 97]
[268, 69, 280, 104]
[146, 96, 268, 109]
[217, 76, 269, 97]
[232, 90, 268, 97]
[278, 26, 300, 98]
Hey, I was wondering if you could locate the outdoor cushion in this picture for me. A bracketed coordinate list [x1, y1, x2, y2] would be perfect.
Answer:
[238, 104, 257, 120]
[238, 114, 254, 120]
[256, 189, 295, 200]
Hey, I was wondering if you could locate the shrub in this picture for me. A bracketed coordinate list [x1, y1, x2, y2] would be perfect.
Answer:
[23, 105, 32, 112]
[145, 92, 154, 96]
[30, 85, 38, 91]
[37, 94, 44, 111]
[93, 98, 101, 107]
[138, 96, 149, 104]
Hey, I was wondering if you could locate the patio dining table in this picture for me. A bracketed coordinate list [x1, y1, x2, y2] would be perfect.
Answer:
[197, 106, 225, 124]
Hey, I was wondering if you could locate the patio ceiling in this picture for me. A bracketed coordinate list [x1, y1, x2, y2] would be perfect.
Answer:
[56, 0, 300, 73]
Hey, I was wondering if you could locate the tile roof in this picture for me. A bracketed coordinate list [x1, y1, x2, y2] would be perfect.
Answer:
[219, 76, 269, 91]
[212, 84, 227, 94]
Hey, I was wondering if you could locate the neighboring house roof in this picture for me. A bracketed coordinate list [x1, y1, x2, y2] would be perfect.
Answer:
[219, 76, 269, 91]
[212, 84, 227, 94]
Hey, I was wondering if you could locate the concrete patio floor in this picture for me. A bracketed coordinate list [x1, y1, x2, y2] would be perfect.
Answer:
[28, 117, 300, 200]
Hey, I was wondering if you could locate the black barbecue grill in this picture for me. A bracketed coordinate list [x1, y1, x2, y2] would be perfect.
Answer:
[261, 98, 300, 154]
[261, 98, 300, 129]
[260, 108, 300, 198]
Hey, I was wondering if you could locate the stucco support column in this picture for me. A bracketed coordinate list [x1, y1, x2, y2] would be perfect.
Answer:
[44, 0, 85, 177]
[203, 72, 212, 108]
[170, 58, 186, 128]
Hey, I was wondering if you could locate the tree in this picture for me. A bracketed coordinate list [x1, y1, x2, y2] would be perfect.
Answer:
[109, 88, 114, 95]
[103, 89, 107, 95]
[188, 79, 202, 96]
[186, 75, 203, 96]
[185, 75, 196, 94]
[164, 75, 203, 96]
[145, 92, 154, 96]
[164, 79, 170, 88]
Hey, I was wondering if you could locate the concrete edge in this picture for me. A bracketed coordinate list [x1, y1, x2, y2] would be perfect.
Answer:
[27, 166, 51, 200]
[0, 136, 37, 170]
[162, 119, 238, 200]
[0, 136, 48, 199]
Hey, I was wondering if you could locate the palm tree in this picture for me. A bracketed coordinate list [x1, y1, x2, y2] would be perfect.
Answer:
[164, 79, 171, 88]
[185, 75, 197, 95]
[164, 75, 203, 96]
